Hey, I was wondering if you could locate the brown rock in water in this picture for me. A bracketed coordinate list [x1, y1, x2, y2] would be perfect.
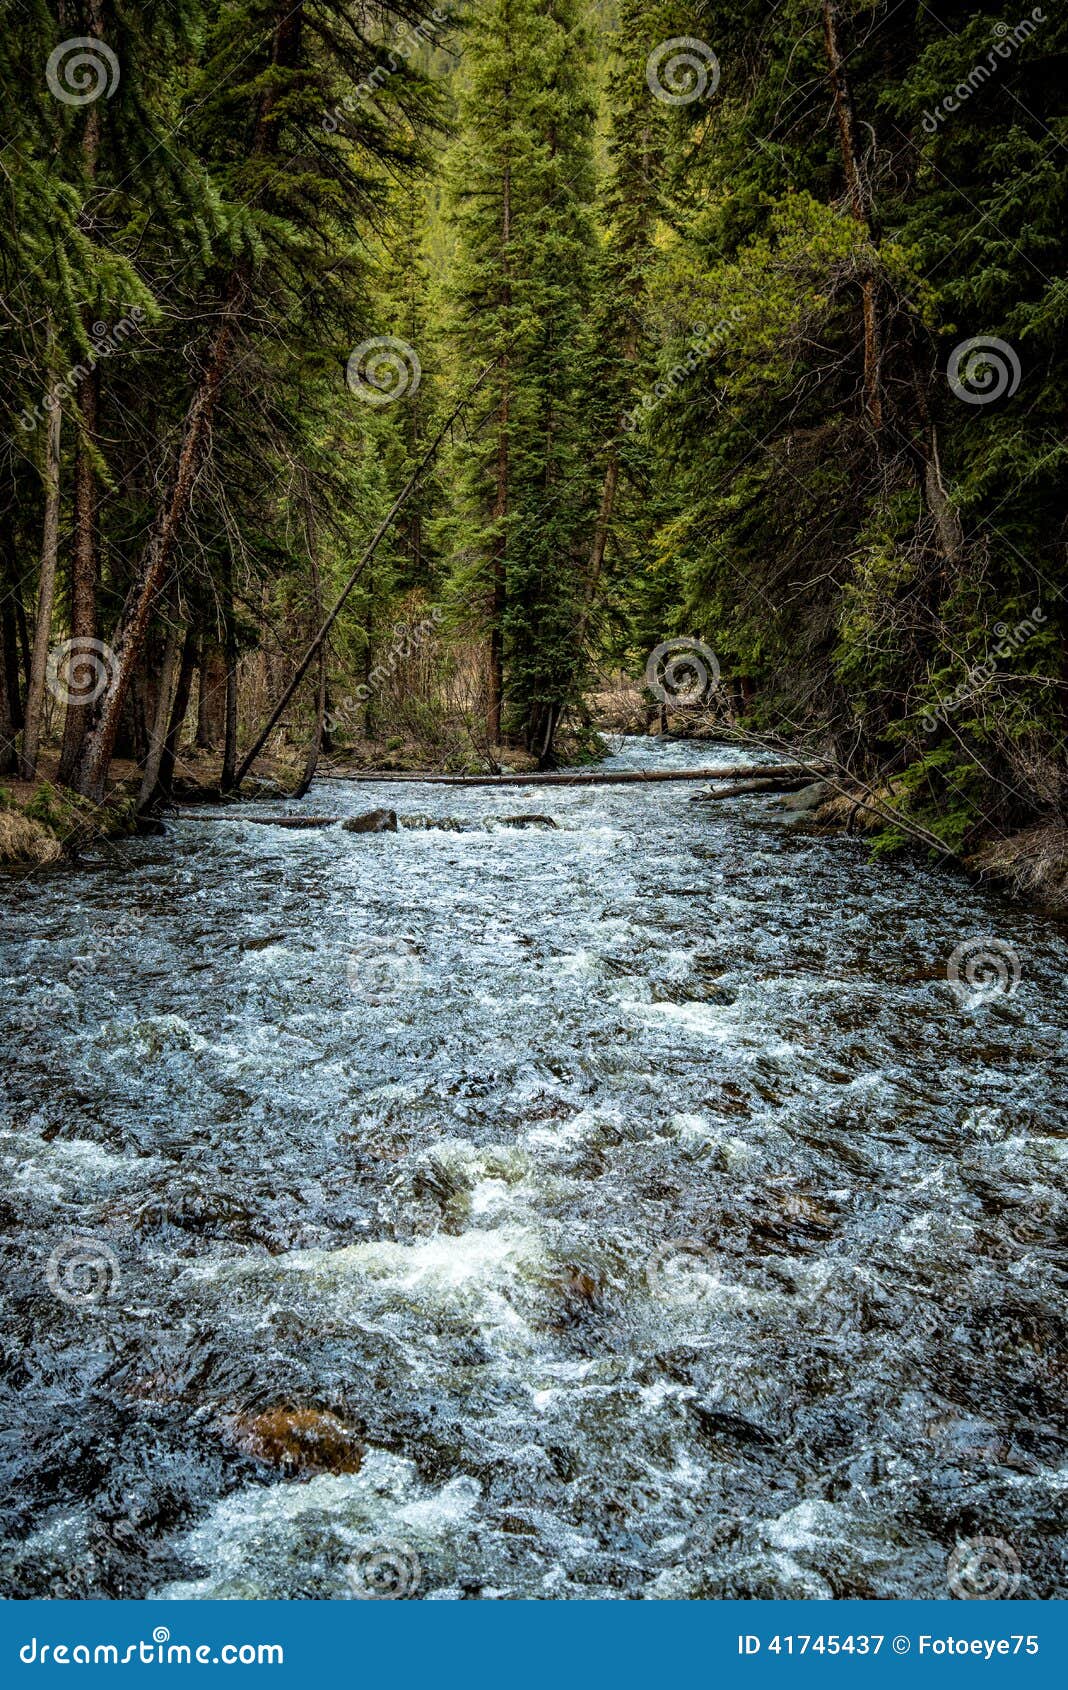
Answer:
[342, 808, 398, 833]
[497, 814, 558, 829]
[232, 1408, 364, 1476]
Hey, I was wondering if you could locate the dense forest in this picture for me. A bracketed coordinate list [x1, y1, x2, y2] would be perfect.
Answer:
[1, 0, 1065, 891]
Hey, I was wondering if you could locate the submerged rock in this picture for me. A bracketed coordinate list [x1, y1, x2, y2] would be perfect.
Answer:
[496, 814, 558, 829]
[342, 808, 398, 833]
[231, 1407, 364, 1477]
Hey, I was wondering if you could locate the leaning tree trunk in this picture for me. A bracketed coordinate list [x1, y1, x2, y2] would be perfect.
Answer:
[20, 386, 63, 780]
[72, 283, 243, 800]
[71, 1, 303, 803]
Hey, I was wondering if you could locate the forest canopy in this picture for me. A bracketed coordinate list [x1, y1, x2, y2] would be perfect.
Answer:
[1, 0, 1065, 874]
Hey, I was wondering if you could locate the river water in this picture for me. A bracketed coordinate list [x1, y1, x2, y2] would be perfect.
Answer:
[1, 737, 1066, 1600]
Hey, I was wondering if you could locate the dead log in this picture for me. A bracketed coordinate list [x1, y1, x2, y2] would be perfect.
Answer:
[314, 761, 827, 789]
[691, 777, 812, 800]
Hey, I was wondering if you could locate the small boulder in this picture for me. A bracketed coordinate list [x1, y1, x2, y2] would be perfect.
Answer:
[778, 780, 830, 812]
[342, 808, 398, 833]
[231, 1407, 364, 1476]
[497, 814, 558, 829]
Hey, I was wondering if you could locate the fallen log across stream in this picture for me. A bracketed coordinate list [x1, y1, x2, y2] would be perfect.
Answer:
[311, 761, 828, 789]
[177, 762, 829, 826]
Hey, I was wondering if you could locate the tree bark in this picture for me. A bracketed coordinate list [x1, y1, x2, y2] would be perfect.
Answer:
[156, 626, 196, 799]
[196, 638, 227, 748]
[58, 2, 104, 787]
[57, 364, 100, 784]
[138, 618, 183, 810]
[821, 0, 883, 436]
[20, 387, 63, 779]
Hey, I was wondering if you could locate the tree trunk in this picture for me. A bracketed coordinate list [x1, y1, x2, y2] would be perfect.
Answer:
[72, 279, 244, 799]
[821, 0, 883, 437]
[157, 627, 197, 799]
[57, 364, 100, 784]
[20, 388, 63, 779]
[138, 618, 183, 810]
[0, 621, 14, 775]
[196, 638, 227, 748]
[71, 1, 304, 802]
[487, 153, 511, 748]
[221, 573, 239, 792]
[58, 6, 104, 787]
[293, 501, 326, 800]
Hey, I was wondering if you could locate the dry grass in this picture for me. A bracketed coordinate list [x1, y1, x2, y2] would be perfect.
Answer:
[968, 824, 1068, 913]
[0, 808, 63, 866]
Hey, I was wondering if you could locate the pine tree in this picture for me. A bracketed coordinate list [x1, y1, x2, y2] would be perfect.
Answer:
[443, 0, 599, 763]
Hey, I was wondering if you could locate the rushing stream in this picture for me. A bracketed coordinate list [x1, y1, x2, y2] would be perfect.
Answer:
[2, 736, 1066, 1600]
